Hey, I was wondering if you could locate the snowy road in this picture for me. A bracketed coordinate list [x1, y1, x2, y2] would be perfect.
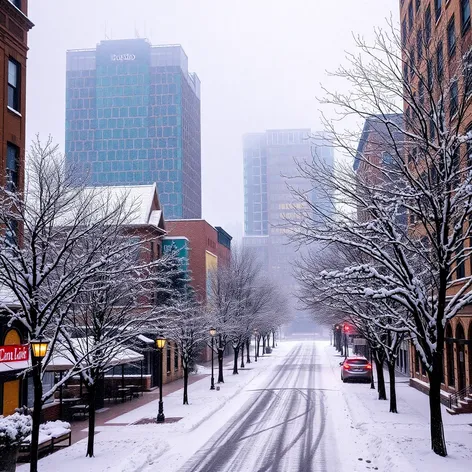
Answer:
[179, 342, 341, 472]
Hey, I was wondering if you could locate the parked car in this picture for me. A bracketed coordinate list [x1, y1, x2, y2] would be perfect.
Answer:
[340, 356, 372, 383]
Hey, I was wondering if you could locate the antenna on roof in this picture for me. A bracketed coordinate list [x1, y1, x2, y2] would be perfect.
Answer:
[104, 22, 109, 40]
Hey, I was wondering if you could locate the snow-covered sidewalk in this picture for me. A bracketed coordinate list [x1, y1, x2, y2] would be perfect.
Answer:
[18, 343, 294, 472]
[323, 341, 472, 472]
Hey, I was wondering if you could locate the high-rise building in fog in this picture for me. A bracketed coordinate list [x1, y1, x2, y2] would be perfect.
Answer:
[65, 39, 201, 219]
[243, 129, 334, 331]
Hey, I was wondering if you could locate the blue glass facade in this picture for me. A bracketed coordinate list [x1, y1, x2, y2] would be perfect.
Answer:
[65, 39, 201, 219]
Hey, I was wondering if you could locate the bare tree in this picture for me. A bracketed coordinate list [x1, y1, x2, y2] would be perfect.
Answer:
[0, 137, 149, 471]
[163, 295, 208, 405]
[288, 20, 472, 456]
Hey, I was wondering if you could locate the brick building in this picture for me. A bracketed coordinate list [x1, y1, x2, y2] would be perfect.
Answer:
[400, 0, 472, 410]
[165, 220, 232, 303]
[0, 0, 33, 416]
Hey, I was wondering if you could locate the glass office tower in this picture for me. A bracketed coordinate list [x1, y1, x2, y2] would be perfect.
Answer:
[65, 39, 201, 219]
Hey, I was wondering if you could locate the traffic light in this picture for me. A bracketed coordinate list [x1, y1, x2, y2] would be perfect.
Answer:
[344, 324, 350, 333]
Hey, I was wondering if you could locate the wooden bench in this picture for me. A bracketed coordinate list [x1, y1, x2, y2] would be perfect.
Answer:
[18, 434, 53, 461]
[51, 430, 72, 449]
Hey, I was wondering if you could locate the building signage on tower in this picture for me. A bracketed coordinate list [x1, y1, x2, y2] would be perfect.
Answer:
[110, 53, 136, 62]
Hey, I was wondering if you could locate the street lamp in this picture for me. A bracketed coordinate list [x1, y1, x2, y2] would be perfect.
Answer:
[254, 330, 258, 362]
[155, 336, 166, 423]
[209, 327, 216, 390]
[31, 339, 50, 359]
[30, 339, 50, 472]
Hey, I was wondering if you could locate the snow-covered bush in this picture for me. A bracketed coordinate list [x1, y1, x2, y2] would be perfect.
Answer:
[0, 413, 32, 449]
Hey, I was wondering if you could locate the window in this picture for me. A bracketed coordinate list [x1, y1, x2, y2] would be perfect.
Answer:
[382, 152, 394, 165]
[174, 343, 179, 370]
[5, 220, 18, 247]
[416, 0, 420, 11]
[166, 343, 171, 374]
[427, 59, 434, 89]
[435, 0, 442, 22]
[425, 6, 432, 42]
[9, 0, 20, 8]
[448, 17, 456, 56]
[461, 0, 471, 34]
[408, 1, 414, 31]
[403, 63, 409, 85]
[450, 80, 459, 116]
[402, 19, 407, 46]
[436, 42, 444, 82]
[464, 50, 472, 96]
[419, 80, 425, 107]
[6, 143, 19, 191]
[410, 49, 415, 78]
[7, 59, 20, 111]
[416, 31, 422, 59]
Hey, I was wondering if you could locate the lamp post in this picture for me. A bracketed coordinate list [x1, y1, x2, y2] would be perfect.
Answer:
[254, 330, 258, 362]
[30, 339, 50, 472]
[155, 336, 166, 423]
[209, 327, 216, 390]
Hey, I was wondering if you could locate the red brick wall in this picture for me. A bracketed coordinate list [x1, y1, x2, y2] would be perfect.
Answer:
[0, 1, 33, 192]
[166, 220, 219, 302]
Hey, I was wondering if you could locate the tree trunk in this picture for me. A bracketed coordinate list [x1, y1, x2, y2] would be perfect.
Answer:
[240, 343, 245, 368]
[217, 347, 224, 383]
[86, 381, 96, 457]
[257, 336, 261, 357]
[183, 366, 189, 405]
[233, 346, 239, 374]
[246, 340, 251, 364]
[428, 354, 447, 456]
[374, 356, 387, 400]
[262, 336, 266, 355]
[30, 357, 43, 472]
[387, 361, 398, 413]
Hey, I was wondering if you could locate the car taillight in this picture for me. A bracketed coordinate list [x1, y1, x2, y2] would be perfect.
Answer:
[366, 363, 372, 369]
[343, 363, 351, 369]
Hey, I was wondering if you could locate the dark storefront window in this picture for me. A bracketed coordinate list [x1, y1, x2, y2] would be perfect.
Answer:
[166, 343, 171, 374]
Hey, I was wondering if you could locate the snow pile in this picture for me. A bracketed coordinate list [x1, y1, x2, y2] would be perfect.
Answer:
[40, 420, 71, 438]
[0, 413, 32, 448]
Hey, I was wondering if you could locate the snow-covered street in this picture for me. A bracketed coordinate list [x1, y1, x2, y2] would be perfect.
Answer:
[19, 340, 472, 472]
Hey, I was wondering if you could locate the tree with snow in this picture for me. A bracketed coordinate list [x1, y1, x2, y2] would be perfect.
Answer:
[0, 137, 150, 471]
[287, 21, 472, 456]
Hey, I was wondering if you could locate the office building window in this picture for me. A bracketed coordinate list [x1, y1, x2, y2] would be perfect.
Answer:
[448, 17, 456, 57]
[9, 0, 20, 8]
[416, 31, 422, 59]
[402, 19, 407, 46]
[427, 59, 433, 89]
[8, 59, 20, 112]
[450, 80, 459, 116]
[435, 0, 442, 22]
[416, 0, 420, 11]
[425, 6, 432, 42]
[408, 1, 414, 31]
[6, 143, 19, 191]
[461, 0, 471, 34]
[419, 80, 424, 107]
[436, 41, 444, 82]
[5, 220, 18, 247]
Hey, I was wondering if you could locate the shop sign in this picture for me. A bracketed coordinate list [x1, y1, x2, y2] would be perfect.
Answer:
[0, 344, 29, 363]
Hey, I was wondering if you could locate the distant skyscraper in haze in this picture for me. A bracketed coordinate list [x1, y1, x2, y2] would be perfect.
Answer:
[65, 39, 201, 219]
[243, 129, 334, 332]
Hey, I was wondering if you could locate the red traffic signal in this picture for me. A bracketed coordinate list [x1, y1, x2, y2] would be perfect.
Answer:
[344, 324, 351, 333]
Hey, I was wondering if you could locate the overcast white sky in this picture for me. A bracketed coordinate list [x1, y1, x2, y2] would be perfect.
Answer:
[26, 0, 399, 241]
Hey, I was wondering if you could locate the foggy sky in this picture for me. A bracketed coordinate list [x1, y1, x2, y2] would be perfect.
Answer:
[26, 0, 399, 241]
